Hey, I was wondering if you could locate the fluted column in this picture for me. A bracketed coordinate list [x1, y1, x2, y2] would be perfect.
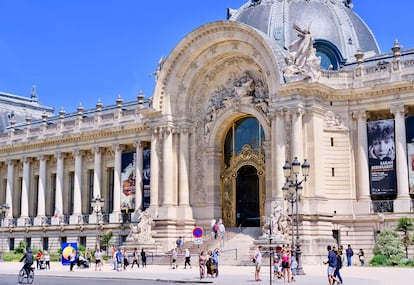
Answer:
[21, 157, 30, 217]
[291, 105, 304, 162]
[391, 105, 410, 211]
[37, 155, 47, 217]
[5, 160, 14, 218]
[113, 143, 123, 213]
[162, 127, 174, 206]
[55, 152, 64, 217]
[354, 111, 370, 200]
[274, 109, 287, 200]
[93, 147, 102, 199]
[179, 128, 190, 206]
[135, 141, 144, 212]
[150, 129, 160, 208]
[73, 149, 83, 215]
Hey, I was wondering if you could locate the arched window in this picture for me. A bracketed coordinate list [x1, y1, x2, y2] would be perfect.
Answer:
[224, 117, 264, 167]
[314, 39, 346, 70]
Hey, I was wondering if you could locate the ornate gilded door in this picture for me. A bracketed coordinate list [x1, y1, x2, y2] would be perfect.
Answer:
[221, 145, 265, 227]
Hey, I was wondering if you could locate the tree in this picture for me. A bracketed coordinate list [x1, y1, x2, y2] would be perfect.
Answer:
[395, 217, 414, 258]
[100, 230, 113, 257]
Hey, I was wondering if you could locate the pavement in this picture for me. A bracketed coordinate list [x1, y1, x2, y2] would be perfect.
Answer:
[0, 260, 413, 285]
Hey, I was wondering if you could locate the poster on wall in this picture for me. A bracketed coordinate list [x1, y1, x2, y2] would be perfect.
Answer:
[367, 119, 397, 197]
[143, 149, 151, 209]
[61, 242, 77, 266]
[121, 151, 136, 210]
[406, 117, 414, 195]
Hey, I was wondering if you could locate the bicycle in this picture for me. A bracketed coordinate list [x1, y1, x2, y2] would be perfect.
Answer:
[18, 266, 35, 284]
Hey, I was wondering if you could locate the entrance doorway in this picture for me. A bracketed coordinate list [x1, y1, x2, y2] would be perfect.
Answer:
[236, 165, 260, 227]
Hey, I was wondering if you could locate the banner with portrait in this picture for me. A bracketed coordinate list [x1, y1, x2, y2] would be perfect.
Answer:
[406, 116, 414, 195]
[121, 151, 136, 210]
[367, 119, 397, 197]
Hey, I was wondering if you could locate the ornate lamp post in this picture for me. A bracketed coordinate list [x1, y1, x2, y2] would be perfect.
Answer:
[282, 157, 310, 275]
[91, 196, 105, 248]
[0, 203, 10, 258]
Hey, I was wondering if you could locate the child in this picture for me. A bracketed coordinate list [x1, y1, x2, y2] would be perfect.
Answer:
[273, 256, 281, 280]
[290, 255, 298, 282]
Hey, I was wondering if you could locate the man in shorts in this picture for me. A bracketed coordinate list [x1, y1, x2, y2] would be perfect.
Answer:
[324, 245, 338, 285]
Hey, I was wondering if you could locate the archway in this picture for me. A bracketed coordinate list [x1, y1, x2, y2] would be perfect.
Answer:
[236, 165, 260, 227]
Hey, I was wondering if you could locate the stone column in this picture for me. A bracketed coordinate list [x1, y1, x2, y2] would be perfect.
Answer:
[21, 157, 30, 218]
[5, 160, 14, 218]
[149, 129, 160, 210]
[354, 110, 370, 200]
[391, 104, 410, 211]
[72, 149, 83, 215]
[113, 143, 123, 214]
[55, 151, 64, 219]
[291, 105, 305, 162]
[179, 128, 190, 206]
[37, 155, 47, 217]
[135, 141, 144, 213]
[274, 109, 287, 200]
[93, 147, 102, 199]
[162, 127, 174, 206]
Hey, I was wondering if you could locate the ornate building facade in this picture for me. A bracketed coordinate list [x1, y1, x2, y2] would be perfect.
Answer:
[1, 0, 414, 262]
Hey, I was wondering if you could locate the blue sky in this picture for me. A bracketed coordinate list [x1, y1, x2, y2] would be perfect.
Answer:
[0, 0, 413, 114]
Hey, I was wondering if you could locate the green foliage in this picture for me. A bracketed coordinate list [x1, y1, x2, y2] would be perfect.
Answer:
[78, 244, 86, 255]
[373, 229, 404, 259]
[14, 241, 26, 254]
[3, 252, 23, 261]
[100, 230, 113, 256]
[370, 254, 387, 266]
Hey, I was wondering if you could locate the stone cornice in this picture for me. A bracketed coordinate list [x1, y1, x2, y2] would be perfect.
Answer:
[0, 124, 149, 155]
[279, 80, 414, 101]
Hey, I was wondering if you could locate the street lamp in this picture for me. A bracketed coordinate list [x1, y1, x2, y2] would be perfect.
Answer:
[0, 203, 10, 258]
[282, 157, 310, 275]
[91, 195, 105, 248]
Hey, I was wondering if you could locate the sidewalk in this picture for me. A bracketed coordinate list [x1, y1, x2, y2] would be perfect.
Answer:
[0, 261, 413, 285]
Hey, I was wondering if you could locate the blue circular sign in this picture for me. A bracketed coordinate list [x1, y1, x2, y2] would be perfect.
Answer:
[193, 227, 203, 238]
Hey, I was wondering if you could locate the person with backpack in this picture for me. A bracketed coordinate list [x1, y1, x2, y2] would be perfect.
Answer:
[345, 244, 353, 266]
[333, 249, 344, 285]
[176, 236, 183, 253]
[20, 247, 34, 277]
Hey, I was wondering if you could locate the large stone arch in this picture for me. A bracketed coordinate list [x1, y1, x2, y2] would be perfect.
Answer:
[152, 20, 286, 116]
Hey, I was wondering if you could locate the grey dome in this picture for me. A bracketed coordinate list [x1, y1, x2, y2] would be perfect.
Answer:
[228, 0, 380, 64]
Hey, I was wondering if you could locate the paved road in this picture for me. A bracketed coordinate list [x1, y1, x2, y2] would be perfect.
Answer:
[0, 261, 413, 285]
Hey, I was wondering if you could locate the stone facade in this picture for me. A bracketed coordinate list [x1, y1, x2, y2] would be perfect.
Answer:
[1, 1, 414, 263]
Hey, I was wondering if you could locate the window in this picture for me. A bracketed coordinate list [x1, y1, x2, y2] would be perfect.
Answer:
[224, 117, 264, 167]
[314, 40, 346, 70]
[42, 237, 49, 251]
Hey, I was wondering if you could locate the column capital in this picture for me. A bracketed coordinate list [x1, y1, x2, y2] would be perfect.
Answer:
[112, 143, 125, 152]
[352, 110, 368, 121]
[94, 146, 102, 154]
[134, 141, 147, 149]
[37, 154, 48, 161]
[390, 104, 407, 116]
[73, 149, 85, 157]
[291, 105, 305, 117]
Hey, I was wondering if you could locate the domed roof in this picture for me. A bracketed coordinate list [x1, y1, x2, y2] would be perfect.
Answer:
[228, 0, 380, 66]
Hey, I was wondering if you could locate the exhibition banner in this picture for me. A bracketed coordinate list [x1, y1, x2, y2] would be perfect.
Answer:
[121, 151, 136, 210]
[367, 119, 397, 197]
[61, 242, 77, 266]
[406, 117, 414, 195]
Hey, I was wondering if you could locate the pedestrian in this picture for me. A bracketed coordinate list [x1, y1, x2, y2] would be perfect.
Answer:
[36, 250, 43, 270]
[86, 248, 91, 265]
[273, 256, 281, 280]
[211, 218, 217, 239]
[212, 248, 220, 277]
[44, 251, 50, 270]
[69, 249, 76, 272]
[111, 245, 117, 270]
[184, 248, 192, 269]
[199, 251, 207, 279]
[358, 248, 365, 266]
[171, 247, 178, 269]
[115, 248, 123, 271]
[345, 244, 353, 266]
[141, 248, 147, 267]
[333, 249, 344, 285]
[123, 249, 129, 269]
[176, 236, 183, 253]
[252, 245, 263, 282]
[323, 245, 337, 285]
[218, 219, 226, 248]
[95, 248, 102, 271]
[281, 247, 291, 283]
[131, 247, 140, 268]
[290, 254, 298, 282]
